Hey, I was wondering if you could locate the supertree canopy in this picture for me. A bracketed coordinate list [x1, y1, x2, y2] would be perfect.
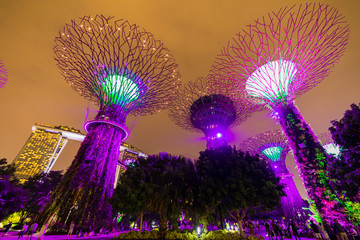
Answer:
[168, 75, 259, 149]
[319, 132, 341, 158]
[0, 60, 8, 87]
[37, 15, 180, 229]
[211, 3, 349, 221]
[240, 130, 308, 221]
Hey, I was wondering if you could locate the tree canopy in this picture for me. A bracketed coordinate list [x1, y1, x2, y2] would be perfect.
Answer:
[196, 146, 285, 235]
[111, 153, 197, 232]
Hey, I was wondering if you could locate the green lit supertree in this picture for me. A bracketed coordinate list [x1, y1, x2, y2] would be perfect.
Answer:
[240, 130, 308, 221]
[211, 3, 349, 221]
[36, 15, 180, 229]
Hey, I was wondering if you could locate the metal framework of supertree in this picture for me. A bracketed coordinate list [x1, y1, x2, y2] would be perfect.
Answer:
[0, 60, 8, 87]
[240, 130, 308, 221]
[168, 74, 259, 149]
[319, 132, 341, 158]
[37, 15, 180, 229]
[211, 3, 349, 221]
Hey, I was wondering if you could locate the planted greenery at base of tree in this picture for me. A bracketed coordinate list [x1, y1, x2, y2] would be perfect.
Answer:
[115, 229, 265, 240]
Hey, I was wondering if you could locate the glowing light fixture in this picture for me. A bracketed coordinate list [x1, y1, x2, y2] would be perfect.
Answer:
[102, 74, 140, 105]
[216, 133, 222, 138]
[262, 146, 283, 161]
[323, 143, 341, 158]
[246, 60, 297, 104]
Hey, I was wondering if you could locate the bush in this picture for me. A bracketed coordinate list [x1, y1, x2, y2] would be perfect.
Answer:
[201, 230, 265, 240]
[115, 229, 264, 240]
[115, 229, 198, 240]
[116, 229, 160, 239]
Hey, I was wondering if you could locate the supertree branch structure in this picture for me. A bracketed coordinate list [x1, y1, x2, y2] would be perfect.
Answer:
[211, 3, 349, 221]
[240, 130, 308, 221]
[37, 15, 180, 229]
[168, 75, 259, 149]
[0, 60, 8, 87]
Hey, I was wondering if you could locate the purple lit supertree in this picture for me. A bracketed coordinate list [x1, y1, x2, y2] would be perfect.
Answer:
[168, 74, 259, 149]
[240, 130, 308, 221]
[37, 15, 180, 228]
[0, 60, 8, 87]
[211, 3, 349, 221]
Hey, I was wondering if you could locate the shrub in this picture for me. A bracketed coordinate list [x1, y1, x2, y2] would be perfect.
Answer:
[201, 230, 265, 240]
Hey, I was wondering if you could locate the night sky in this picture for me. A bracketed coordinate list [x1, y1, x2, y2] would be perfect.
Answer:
[1, 0, 359, 199]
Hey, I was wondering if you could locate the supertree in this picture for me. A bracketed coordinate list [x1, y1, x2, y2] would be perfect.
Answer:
[211, 3, 349, 221]
[240, 130, 308, 221]
[37, 15, 180, 228]
[319, 132, 341, 158]
[0, 60, 8, 87]
[168, 74, 260, 149]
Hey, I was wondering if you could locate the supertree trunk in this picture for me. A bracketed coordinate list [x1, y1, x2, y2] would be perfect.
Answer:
[279, 175, 308, 221]
[274, 101, 338, 221]
[204, 127, 228, 150]
[37, 106, 126, 229]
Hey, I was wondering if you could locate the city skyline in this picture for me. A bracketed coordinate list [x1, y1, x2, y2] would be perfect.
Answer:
[1, 0, 360, 199]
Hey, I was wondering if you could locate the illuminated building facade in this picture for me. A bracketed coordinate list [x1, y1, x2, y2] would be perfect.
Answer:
[13, 124, 146, 185]
[114, 142, 147, 188]
[13, 124, 85, 183]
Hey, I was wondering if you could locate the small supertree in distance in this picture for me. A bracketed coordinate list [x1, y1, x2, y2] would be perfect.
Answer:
[37, 15, 180, 229]
[240, 129, 308, 221]
[168, 74, 260, 149]
[319, 132, 341, 158]
[211, 3, 349, 221]
[0, 60, 8, 87]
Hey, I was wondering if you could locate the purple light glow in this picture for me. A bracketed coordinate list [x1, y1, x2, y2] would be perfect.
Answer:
[84, 119, 129, 140]
[212, 3, 349, 220]
[240, 129, 308, 221]
[169, 75, 260, 150]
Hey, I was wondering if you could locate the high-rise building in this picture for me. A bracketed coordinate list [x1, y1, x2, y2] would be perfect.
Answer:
[13, 124, 85, 183]
[114, 142, 147, 188]
[13, 124, 146, 184]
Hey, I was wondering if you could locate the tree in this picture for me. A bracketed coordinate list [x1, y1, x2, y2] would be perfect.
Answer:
[22, 171, 63, 219]
[329, 103, 360, 202]
[196, 146, 284, 236]
[111, 153, 197, 233]
[0, 158, 26, 222]
[0, 158, 18, 183]
[110, 161, 150, 232]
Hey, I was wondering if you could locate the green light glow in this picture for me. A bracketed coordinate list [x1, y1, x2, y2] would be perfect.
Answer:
[246, 60, 297, 104]
[262, 146, 283, 161]
[102, 74, 140, 105]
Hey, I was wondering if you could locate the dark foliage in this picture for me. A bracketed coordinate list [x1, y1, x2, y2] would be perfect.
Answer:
[328, 103, 360, 201]
[196, 146, 284, 234]
[22, 171, 63, 218]
[0, 158, 26, 221]
[111, 153, 197, 232]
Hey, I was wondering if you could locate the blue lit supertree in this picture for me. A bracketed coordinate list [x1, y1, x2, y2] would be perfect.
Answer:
[211, 3, 349, 221]
[240, 130, 308, 221]
[168, 75, 260, 149]
[37, 15, 181, 229]
[0, 60, 8, 88]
